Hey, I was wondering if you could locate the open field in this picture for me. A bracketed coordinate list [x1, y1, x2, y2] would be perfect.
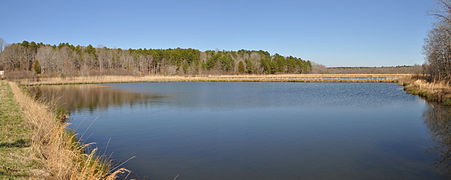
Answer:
[18, 74, 413, 85]
[1, 81, 128, 179]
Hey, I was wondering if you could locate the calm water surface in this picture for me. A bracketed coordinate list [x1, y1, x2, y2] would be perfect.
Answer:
[30, 82, 450, 179]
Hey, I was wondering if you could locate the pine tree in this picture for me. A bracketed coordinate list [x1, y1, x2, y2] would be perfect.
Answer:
[33, 60, 42, 74]
[238, 61, 245, 74]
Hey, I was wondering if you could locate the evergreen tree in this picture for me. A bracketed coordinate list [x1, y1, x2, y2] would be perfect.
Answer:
[33, 60, 42, 74]
[238, 61, 245, 74]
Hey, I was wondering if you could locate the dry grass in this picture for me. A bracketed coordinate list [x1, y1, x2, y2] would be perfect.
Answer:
[410, 79, 450, 92]
[8, 81, 129, 179]
[18, 74, 413, 85]
[0, 81, 43, 179]
[400, 77, 451, 105]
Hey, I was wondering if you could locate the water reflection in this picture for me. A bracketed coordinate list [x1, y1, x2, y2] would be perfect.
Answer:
[28, 85, 164, 112]
[423, 104, 451, 175]
[29, 82, 424, 111]
[107, 82, 418, 109]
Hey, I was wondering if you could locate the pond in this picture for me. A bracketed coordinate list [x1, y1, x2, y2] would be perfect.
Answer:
[29, 82, 450, 179]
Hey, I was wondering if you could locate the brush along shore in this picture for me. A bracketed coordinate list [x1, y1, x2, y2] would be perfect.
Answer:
[18, 74, 412, 85]
[0, 81, 128, 179]
[399, 77, 451, 106]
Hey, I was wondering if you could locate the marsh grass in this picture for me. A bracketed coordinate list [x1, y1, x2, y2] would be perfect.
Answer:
[18, 74, 412, 85]
[8, 81, 130, 179]
[400, 77, 451, 105]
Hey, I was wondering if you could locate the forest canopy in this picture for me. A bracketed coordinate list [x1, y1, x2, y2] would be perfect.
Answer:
[0, 41, 312, 77]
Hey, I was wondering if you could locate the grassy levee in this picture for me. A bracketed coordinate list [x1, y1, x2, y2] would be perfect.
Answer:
[1, 81, 128, 179]
[0, 81, 43, 178]
[18, 74, 411, 86]
[399, 77, 451, 106]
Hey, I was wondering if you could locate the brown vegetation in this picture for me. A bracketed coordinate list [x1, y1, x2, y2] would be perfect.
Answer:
[7, 81, 129, 179]
[399, 77, 451, 105]
[16, 74, 412, 86]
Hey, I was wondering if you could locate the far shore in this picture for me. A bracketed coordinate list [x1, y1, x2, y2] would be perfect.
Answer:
[17, 74, 413, 85]
[16, 73, 449, 106]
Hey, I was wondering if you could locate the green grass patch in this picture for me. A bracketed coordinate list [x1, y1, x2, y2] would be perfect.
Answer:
[0, 81, 42, 179]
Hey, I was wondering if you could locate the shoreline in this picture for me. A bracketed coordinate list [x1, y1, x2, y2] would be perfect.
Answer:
[0, 81, 128, 179]
[18, 74, 449, 106]
[18, 74, 411, 86]
[398, 78, 451, 106]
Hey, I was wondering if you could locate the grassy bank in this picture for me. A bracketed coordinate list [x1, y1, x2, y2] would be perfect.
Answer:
[18, 74, 411, 85]
[0, 81, 43, 178]
[0, 81, 128, 179]
[399, 77, 451, 106]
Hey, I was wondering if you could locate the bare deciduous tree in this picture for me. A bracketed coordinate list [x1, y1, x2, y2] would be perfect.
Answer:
[430, 0, 451, 23]
[424, 0, 451, 82]
[0, 42, 314, 77]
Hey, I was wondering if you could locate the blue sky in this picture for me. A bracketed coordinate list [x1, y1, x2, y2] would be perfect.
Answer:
[1, 0, 437, 66]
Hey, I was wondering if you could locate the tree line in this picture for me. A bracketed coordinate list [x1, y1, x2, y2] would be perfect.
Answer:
[0, 41, 311, 77]
[424, 0, 451, 83]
